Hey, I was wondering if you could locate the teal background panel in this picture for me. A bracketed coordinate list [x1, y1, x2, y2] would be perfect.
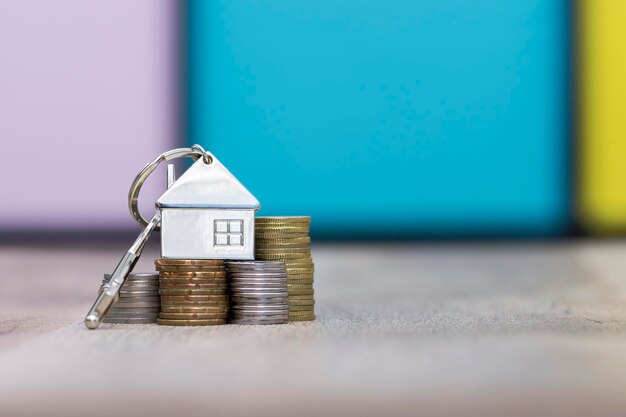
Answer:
[187, 0, 570, 238]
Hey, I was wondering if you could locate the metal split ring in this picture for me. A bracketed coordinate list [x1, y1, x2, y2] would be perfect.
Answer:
[127, 144, 213, 229]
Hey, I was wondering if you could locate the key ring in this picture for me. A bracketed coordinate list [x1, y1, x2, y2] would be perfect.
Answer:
[128, 144, 212, 230]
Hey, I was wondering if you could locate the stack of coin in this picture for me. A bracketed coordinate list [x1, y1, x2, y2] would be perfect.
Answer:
[227, 261, 288, 325]
[101, 272, 160, 324]
[155, 259, 229, 326]
[254, 217, 315, 322]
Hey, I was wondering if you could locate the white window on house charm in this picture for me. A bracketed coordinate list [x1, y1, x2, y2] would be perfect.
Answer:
[214, 219, 244, 247]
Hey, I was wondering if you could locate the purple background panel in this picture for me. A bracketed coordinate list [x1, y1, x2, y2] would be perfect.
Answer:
[0, 0, 179, 232]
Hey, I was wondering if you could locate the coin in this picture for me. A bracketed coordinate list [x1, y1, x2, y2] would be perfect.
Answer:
[159, 271, 227, 278]
[159, 282, 228, 290]
[288, 315, 316, 322]
[159, 289, 228, 296]
[160, 294, 229, 302]
[230, 313, 289, 321]
[109, 307, 161, 313]
[285, 294, 314, 300]
[104, 272, 158, 281]
[119, 291, 160, 297]
[161, 305, 228, 313]
[155, 259, 225, 266]
[256, 246, 311, 252]
[255, 237, 311, 244]
[229, 319, 287, 325]
[106, 312, 160, 320]
[256, 216, 310, 223]
[115, 295, 161, 302]
[287, 279, 314, 285]
[156, 266, 226, 272]
[288, 304, 315, 312]
[255, 253, 311, 260]
[159, 278, 227, 286]
[287, 283, 314, 289]
[159, 312, 229, 320]
[288, 289, 314, 296]
[288, 299, 315, 306]
[103, 317, 158, 324]
[160, 301, 228, 309]
[288, 310, 316, 316]
[157, 318, 227, 326]
[113, 302, 161, 308]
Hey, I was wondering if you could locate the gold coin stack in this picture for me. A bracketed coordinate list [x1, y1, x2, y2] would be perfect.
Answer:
[255, 216, 315, 322]
[155, 259, 229, 326]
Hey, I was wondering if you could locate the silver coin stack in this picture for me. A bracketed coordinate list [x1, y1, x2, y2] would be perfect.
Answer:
[100, 272, 160, 324]
[227, 261, 288, 325]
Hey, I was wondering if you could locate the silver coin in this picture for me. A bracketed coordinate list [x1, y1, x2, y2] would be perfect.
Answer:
[229, 288, 286, 293]
[104, 273, 158, 281]
[113, 303, 161, 309]
[108, 307, 161, 314]
[230, 297, 288, 304]
[119, 290, 160, 296]
[229, 277, 287, 282]
[227, 267, 286, 272]
[231, 312, 288, 318]
[115, 296, 161, 302]
[230, 315, 288, 321]
[102, 317, 158, 324]
[229, 282, 286, 287]
[230, 310, 289, 316]
[231, 308, 289, 314]
[231, 309, 288, 315]
[105, 312, 160, 320]
[229, 319, 287, 325]
[230, 291, 288, 297]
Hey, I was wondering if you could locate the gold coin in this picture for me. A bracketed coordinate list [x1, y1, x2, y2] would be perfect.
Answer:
[256, 216, 310, 222]
[288, 299, 315, 306]
[256, 247, 311, 253]
[255, 236, 311, 244]
[255, 228, 309, 234]
[288, 289, 314, 296]
[159, 271, 227, 278]
[159, 312, 229, 320]
[159, 283, 228, 290]
[288, 273, 314, 279]
[255, 244, 310, 249]
[288, 315, 316, 322]
[288, 283, 313, 289]
[288, 294, 314, 300]
[288, 304, 315, 312]
[288, 279, 314, 286]
[155, 259, 225, 266]
[255, 252, 311, 261]
[156, 265, 225, 272]
[159, 289, 228, 296]
[161, 305, 229, 313]
[160, 301, 229, 308]
[287, 269, 315, 276]
[159, 278, 227, 286]
[157, 318, 227, 326]
[160, 294, 229, 302]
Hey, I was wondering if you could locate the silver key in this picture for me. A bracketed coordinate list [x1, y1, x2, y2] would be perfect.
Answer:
[84, 211, 161, 329]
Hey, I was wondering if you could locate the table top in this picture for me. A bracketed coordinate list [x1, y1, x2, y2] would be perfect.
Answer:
[1, 240, 626, 417]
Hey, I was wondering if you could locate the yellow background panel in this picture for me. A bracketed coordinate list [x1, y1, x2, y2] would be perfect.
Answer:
[580, 0, 626, 232]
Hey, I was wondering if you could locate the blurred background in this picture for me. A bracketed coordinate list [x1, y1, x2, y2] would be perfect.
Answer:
[0, 0, 625, 240]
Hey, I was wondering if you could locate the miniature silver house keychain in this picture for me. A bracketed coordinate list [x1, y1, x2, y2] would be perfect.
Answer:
[85, 145, 260, 329]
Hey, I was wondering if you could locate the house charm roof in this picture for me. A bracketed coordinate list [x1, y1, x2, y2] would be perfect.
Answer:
[156, 153, 260, 209]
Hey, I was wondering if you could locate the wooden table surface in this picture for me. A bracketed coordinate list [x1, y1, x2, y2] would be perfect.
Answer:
[1, 240, 626, 417]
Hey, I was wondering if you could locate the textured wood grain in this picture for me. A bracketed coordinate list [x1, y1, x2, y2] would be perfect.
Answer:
[1, 241, 626, 417]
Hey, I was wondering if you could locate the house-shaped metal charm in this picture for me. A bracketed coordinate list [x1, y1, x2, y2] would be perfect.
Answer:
[156, 154, 260, 260]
